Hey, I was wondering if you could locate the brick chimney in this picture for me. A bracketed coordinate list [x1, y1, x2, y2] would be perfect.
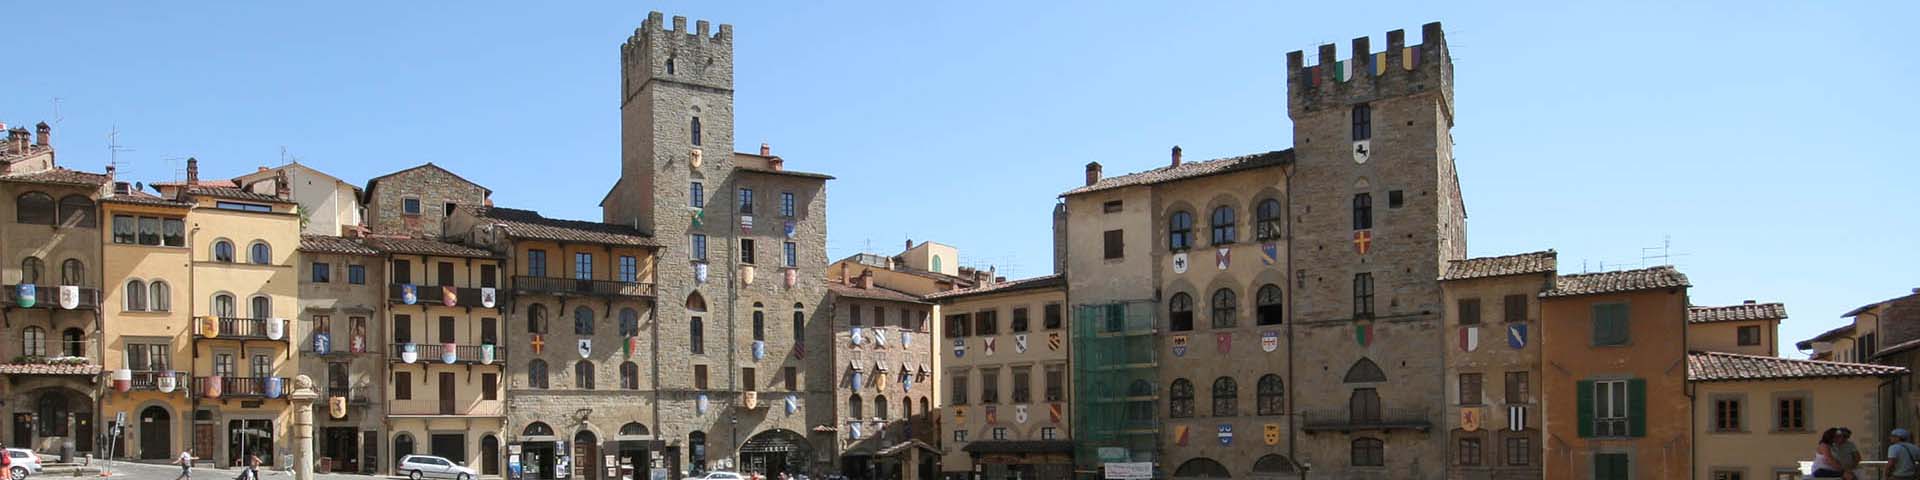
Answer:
[1171, 145, 1182, 167]
[1085, 162, 1102, 187]
[7, 128, 25, 155]
[186, 157, 200, 185]
[34, 122, 49, 147]
[840, 262, 849, 285]
[857, 269, 874, 289]
[904, 239, 913, 252]
[760, 143, 771, 156]
[275, 170, 291, 199]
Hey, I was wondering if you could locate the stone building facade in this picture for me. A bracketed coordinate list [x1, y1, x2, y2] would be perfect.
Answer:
[1538, 267, 1692, 479]
[363, 163, 491, 239]
[296, 235, 388, 474]
[1439, 251, 1556, 480]
[926, 275, 1069, 480]
[598, 12, 834, 478]
[826, 276, 936, 479]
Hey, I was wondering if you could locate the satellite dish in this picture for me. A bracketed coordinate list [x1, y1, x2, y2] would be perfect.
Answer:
[135, 182, 144, 191]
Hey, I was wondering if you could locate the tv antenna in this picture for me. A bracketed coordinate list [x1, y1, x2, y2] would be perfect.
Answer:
[1641, 235, 1688, 267]
[107, 126, 134, 170]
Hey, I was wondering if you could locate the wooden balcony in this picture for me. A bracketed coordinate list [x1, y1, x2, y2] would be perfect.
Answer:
[386, 284, 496, 307]
[193, 317, 289, 342]
[192, 376, 290, 399]
[387, 343, 505, 365]
[129, 370, 189, 392]
[513, 275, 655, 298]
[2, 284, 101, 309]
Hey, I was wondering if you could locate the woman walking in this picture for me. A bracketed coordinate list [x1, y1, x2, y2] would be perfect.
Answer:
[1814, 428, 1848, 478]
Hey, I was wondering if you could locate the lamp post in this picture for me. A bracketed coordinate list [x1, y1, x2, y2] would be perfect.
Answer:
[730, 412, 739, 471]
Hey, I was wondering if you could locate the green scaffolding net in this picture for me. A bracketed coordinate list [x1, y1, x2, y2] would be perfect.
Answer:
[1071, 301, 1160, 476]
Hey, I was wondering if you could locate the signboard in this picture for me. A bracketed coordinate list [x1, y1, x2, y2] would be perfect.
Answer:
[1096, 447, 1127, 463]
[1105, 462, 1153, 480]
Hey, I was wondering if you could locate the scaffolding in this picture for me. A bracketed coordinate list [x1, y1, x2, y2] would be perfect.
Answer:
[1071, 301, 1161, 478]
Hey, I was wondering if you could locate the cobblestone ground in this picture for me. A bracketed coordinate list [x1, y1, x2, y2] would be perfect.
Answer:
[75, 461, 398, 480]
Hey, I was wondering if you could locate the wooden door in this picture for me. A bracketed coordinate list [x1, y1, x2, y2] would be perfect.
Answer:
[438, 373, 456, 415]
[139, 408, 170, 459]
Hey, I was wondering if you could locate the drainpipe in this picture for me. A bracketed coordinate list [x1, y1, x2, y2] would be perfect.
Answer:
[187, 222, 200, 463]
[1282, 166, 1302, 479]
[726, 236, 740, 465]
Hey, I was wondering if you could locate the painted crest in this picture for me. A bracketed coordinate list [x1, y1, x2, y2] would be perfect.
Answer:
[198, 316, 219, 338]
[530, 334, 546, 354]
[401, 284, 417, 305]
[15, 284, 34, 308]
[783, 220, 796, 239]
[113, 369, 132, 393]
[204, 376, 222, 399]
[1353, 230, 1372, 255]
[1353, 139, 1372, 164]
[1508, 405, 1527, 431]
[1048, 332, 1062, 351]
[849, 422, 862, 440]
[1014, 334, 1029, 353]
[740, 265, 755, 286]
[1354, 319, 1375, 347]
[1460, 407, 1482, 432]
[985, 405, 998, 424]
[1049, 403, 1063, 423]
[1460, 326, 1480, 352]
[1507, 324, 1528, 349]
[1171, 335, 1189, 357]
[851, 327, 865, 346]
[690, 208, 705, 228]
[1402, 46, 1420, 70]
[1216, 247, 1231, 270]
[1173, 425, 1189, 446]
[314, 332, 332, 355]
[1015, 405, 1029, 424]
[784, 268, 797, 288]
[443, 342, 459, 364]
[58, 285, 79, 310]
[901, 331, 911, 348]
[982, 337, 996, 356]
[902, 373, 912, 392]
[1264, 424, 1281, 445]
[400, 343, 419, 363]
[1260, 243, 1278, 266]
[694, 263, 709, 284]
[873, 328, 887, 346]
[785, 394, 798, 414]
[265, 377, 284, 399]
[625, 337, 641, 358]
[156, 371, 177, 393]
[1261, 331, 1280, 352]
[739, 215, 753, 232]
[954, 407, 965, 424]
[481, 287, 497, 308]
[1216, 333, 1232, 354]
[577, 339, 592, 358]
[442, 285, 458, 307]
[952, 338, 965, 358]
[851, 371, 863, 389]
[752, 340, 766, 361]
[1172, 252, 1189, 274]
[743, 391, 759, 410]
[481, 344, 496, 365]
[266, 318, 285, 341]
[1334, 59, 1352, 82]
[697, 393, 709, 415]
[1371, 52, 1390, 76]
[689, 148, 703, 168]
[329, 396, 349, 419]
[1218, 424, 1234, 446]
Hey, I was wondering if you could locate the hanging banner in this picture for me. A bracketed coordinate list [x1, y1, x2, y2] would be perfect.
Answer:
[1264, 424, 1281, 445]
[1508, 324, 1528, 349]
[694, 263, 709, 284]
[901, 331, 911, 348]
[481, 344, 496, 365]
[1355, 319, 1375, 347]
[1260, 243, 1279, 266]
[577, 339, 592, 358]
[624, 337, 640, 359]
[442, 285, 458, 307]
[59, 285, 79, 310]
[1508, 405, 1527, 431]
[951, 338, 965, 358]
[783, 221, 796, 239]
[204, 376, 223, 399]
[697, 394, 710, 415]
[1354, 230, 1373, 255]
[199, 316, 220, 338]
[740, 265, 755, 286]
[784, 269, 796, 289]
[752, 340, 766, 360]
[983, 337, 996, 356]
[1014, 334, 1028, 353]
[1460, 407, 1483, 432]
[1218, 424, 1233, 446]
[743, 391, 759, 410]
[157, 371, 178, 394]
[113, 369, 133, 392]
[1049, 403, 1063, 423]
[15, 284, 35, 308]
[954, 407, 966, 424]
[1261, 331, 1280, 353]
[265, 377, 284, 399]
[1402, 46, 1420, 70]
[330, 396, 349, 419]
[1171, 335, 1189, 357]
[1216, 333, 1231, 354]
[1172, 252, 1189, 274]
[350, 320, 367, 353]
[1173, 425, 1189, 446]
[873, 329, 887, 347]
[1353, 139, 1372, 164]
[1048, 332, 1062, 351]
[740, 215, 754, 232]
[481, 287, 497, 308]
[1460, 326, 1480, 352]
[851, 327, 865, 346]
[314, 332, 332, 355]
[401, 284, 418, 305]
[531, 335, 546, 354]
[266, 318, 286, 341]
[849, 422, 862, 440]
[785, 395, 798, 414]
[985, 405, 998, 424]
[1216, 247, 1230, 270]
[1371, 52, 1390, 76]
[401, 343, 419, 364]
[1015, 405, 1029, 424]
[443, 342, 459, 364]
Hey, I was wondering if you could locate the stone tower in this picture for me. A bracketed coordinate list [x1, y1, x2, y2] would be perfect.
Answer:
[1283, 23, 1466, 478]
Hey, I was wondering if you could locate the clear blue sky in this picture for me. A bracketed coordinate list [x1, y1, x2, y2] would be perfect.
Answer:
[6, 1, 1915, 356]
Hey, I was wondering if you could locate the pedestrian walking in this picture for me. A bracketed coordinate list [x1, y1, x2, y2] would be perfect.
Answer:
[1887, 428, 1920, 480]
[176, 450, 196, 480]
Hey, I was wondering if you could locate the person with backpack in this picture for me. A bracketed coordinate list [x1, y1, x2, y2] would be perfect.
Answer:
[1887, 429, 1920, 480]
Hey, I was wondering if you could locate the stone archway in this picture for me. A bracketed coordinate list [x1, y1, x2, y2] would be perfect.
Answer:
[138, 406, 173, 460]
[1172, 457, 1230, 479]
[739, 429, 810, 477]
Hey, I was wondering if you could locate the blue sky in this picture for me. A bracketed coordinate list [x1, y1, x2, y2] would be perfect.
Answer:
[5, 1, 1915, 356]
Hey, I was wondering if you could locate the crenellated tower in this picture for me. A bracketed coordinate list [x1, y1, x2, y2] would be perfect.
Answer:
[606, 11, 736, 233]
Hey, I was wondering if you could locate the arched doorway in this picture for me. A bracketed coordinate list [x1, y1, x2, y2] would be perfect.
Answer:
[614, 423, 650, 480]
[393, 434, 416, 470]
[139, 406, 172, 459]
[573, 431, 599, 480]
[1172, 457, 1230, 479]
[479, 435, 500, 476]
[739, 429, 809, 478]
[521, 423, 557, 480]
[1250, 454, 1297, 479]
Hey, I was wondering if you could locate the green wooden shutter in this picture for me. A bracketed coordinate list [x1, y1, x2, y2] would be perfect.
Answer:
[1577, 380, 1594, 438]
[1628, 378, 1647, 437]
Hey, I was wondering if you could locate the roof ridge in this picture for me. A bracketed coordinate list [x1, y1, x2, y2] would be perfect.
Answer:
[1692, 350, 1905, 369]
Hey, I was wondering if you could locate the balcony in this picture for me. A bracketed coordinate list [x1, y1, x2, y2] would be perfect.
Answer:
[387, 284, 494, 307]
[129, 371, 189, 392]
[192, 376, 291, 399]
[513, 276, 655, 298]
[2, 284, 101, 310]
[387, 343, 506, 365]
[193, 317, 290, 341]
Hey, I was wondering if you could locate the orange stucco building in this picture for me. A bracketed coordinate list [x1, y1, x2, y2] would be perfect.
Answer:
[1540, 266, 1692, 480]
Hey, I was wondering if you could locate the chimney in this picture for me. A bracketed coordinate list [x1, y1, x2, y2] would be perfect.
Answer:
[1084, 162, 1102, 187]
[760, 143, 771, 156]
[113, 182, 131, 195]
[768, 156, 784, 171]
[275, 170, 291, 199]
[995, 276, 1006, 283]
[905, 239, 913, 252]
[988, 265, 996, 282]
[840, 262, 849, 285]
[8, 128, 24, 155]
[1171, 145, 1182, 167]
[857, 269, 874, 289]
[34, 122, 49, 147]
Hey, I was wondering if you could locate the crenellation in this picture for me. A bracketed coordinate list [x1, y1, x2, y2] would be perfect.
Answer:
[1287, 22, 1453, 116]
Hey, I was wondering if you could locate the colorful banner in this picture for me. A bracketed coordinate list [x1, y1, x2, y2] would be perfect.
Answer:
[1172, 335, 1189, 357]
[15, 284, 34, 308]
[58, 285, 78, 310]
[401, 343, 418, 364]
[442, 285, 457, 307]
[1048, 332, 1062, 351]
[481, 344, 496, 365]
[481, 287, 497, 308]
[1508, 324, 1528, 349]
[1216, 247, 1231, 270]
[1460, 327, 1480, 352]
[1261, 331, 1279, 353]
[1218, 424, 1233, 446]
[204, 376, 222, 399]
[442, 342, 458, 364]
[1260, 243, 1278, 266]
[265, 377, 284, 399]
[1355, 320, 1374, 347]
[1014, 334, 1028, 353]
[1217, 333, 1232, 354]
[401, 284, 417, 305]
[113, 369, 132, 393]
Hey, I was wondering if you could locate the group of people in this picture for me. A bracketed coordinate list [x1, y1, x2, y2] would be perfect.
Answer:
[173, 450, 263, 480]
[1814, 427, 1920, 479]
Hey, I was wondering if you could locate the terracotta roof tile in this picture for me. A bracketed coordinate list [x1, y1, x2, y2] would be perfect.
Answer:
[926, 274, 1064, 301]
[1061, 150, 1293, 197]
[0, 168, 110, 187]
[1688, 302, 1788, 324]
[298, 235, 382, 256]
[1687, 351, 1905, 381]
[0, 363, 103, 376]
[473, 206, 655, 246]
[101, 191, 193, 207]
[1440, 250, 1557, 281]
[1541, 265, 1689, 298]
[1796, 323, 1858, 350]
[362, 237, 495, 258]
[189, 186, 291, 204]
[828, 282, 929, 304]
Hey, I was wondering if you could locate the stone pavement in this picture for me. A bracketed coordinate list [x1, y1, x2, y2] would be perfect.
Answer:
[80, 461, 390, 480]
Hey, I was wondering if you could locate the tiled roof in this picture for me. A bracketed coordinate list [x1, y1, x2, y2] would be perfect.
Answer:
[101, 191, 193, 207]
[1687, 302, 1788, 324]
[1440, 250, 1557, 281]
[1687, 351, 1906, 382]
[474, 206, 655, 246]
[926, 274, 1065, 301]
[151, 179, 239, 188]
[0, 363, 103, 376]
[1796, 323, 1858, 350]
[1060, 150, 1293, 197]
[0, 168, 110, 187]
[1875, 337, 1920, 360]
[299, 235, 382, 256]
[189, 186, 291, 204]
[1541, 265, 1689, 298]
[1844, 291, 1920, 317]
[828, 282, 929, 305]
[364, 163, 491, 199]
[362, 237, 495, 258]
[733, 152, 836, 180]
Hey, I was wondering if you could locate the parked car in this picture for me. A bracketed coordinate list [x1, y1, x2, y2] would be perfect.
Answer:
[396, 455, 475, 480]
[4, 449, 43, 480]
[695, 472, 743, 480]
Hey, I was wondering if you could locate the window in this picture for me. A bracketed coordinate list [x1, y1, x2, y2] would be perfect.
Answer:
[1246, 199, 1281, 241]
[1351, 104, 1372, 141]
[618, 256, 637, 283]
[1459, 373, 1482, 405]
[1504, 433, 1531, 466]
[526, 250, 547, 277]
[1041, 427, 1058, 440]
[1737, 326, 1762, 346]
[1458, 298, 1481, 325]
[1258, 374, 1285, 415]
[142, 280, 168, 312]
[575, 361, 595, 389]
[990, 427, 1007, 440]
[780, 192, 795, 217]
[20, 327, 45, 357]
[112, 216, 136, 244]
[1011, 307, 1030, 333]
[138, 217, 161, 246]
[1388, 190, 1404, 208]
[1212, 376, 1238, 417]
[1351, 437, 1384, 467]
[526, 304, 547, 334]
[1045, 364, 1065, 402]
[574, 253, 593, 280]
[792, 304, 806, 353]
[689, 234, 707, 261]
[214, 240, 235, 262]
[1100, 200, 1123, 213]
[481, 264, 497, 288]
[783, 242, 797, 268]
[394, 371, 413, 399]
[312, 263, 331, 283]
[1211, 288, 1237, 328]
[164, 219, 186, 246]
[403, 197, 421, 215]
[437, 316, 456, 344]
[1712, 470, 1745, 480]
[952, 430, 967, 443]
[443, 202, 457, 217]
[16, 192, 55, 225]
[59, 259, 83, 286]
[1505, 372, 1529, 404]
[690, 316, 704, 354]
[212, 294, 236, 317]
[1170, 378, 1194, 418]
[128, 342, 171, 371]
[1594, 453, 1629, 480]
[1776, 395, 1806, 431]
[1592, 303, 1630, 346]
[739, 239, 755, 264]
[1350, 388, 1381, 423]
[574, 306, 594, 335]
[783, 366, 796, 391]
[19, 257, 42, 284]
[851, 304, 864, 326]
[1352, 194, 1373, 230]
[1714, 396, 1742, 432]
[945, 314, 970, 337]
[980, 368, 1000, 404]
[689, 181, 704, 208]
[1582, 379, 1642, 438]
[215, 201, 271, 212]
[737, 188, 754, 215]
[528, 360, 548, 389]
[619, 308, 640, 336]
[1011, 367, 1031, 403]
[1103, 229, 1124, 259]
[1169, 293, 1194, 332]
[1168, 210, 1194, 251]
[1256, 284, 1284, 325]
[124, 279, 149, 311]
[690, 117, 702, 146]
[694, 365, 708, 389]
[1126, 380, 1155, 423]
[1458, 436, 1483, 466]
[436, 262, 454, 286]
[250, 296, 271, 318]
[1044, 304, 1063, 329]
[752, 306, 766, 341]
[483, 373, 499, 400]
[1353, 273, 1375, 318]
[392, 260, 412, 284]
[950, 372, 968, 405]
[1504, 294, 1527, 322]
[393, 315, 413, 344]
[58, 328, 82, 357]
[1210, 206, 1236, 244]
[848, 395, 864, 419]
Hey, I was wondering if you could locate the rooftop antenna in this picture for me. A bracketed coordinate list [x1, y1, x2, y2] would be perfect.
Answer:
[1640, 235, 1689, 267]
[50, 97, 64, 126]
[107, 126, 134, 171]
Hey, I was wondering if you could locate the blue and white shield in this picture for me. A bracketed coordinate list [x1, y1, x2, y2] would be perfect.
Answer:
[784, 221, 795, 239]
[15, 284, 34, 308]
[697, 393, 709, 415]
[952, 338, 966, 358]
[752, 341, 766, 360]
[265, 377, 284, 399]
[694, 263, 709, 284]
[1218, 424, 1233, 446]
[401, 284, 417, 305]
[400, 343, 418, 364]
[785, 395, 797, 414]
[314, 333, 332, 355]
[1508, 324, 1528, 349]
[851, 327, 864, 346]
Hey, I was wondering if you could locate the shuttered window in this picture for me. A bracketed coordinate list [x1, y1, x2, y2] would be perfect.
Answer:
[1591, 303, 1630, 346]
[1577, 378, 1645, 438]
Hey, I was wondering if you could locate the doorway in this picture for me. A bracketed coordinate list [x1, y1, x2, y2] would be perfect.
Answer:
[139, 407, 171, 460]
[11, 414, 31, 449]
[323, 427, 359, 473]
[227, 419, 274, 466]
[573, 431, 598, 480]
[522, 442, 556, 480]
[480, 435, 500, 476]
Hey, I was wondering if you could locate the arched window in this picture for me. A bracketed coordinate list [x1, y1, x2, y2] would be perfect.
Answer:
[1210, 205, 1236, 245]
[1257, 284, 1284, 325]
[1252, 455, 1297, 475]
[33, 394, 66, 436]
[903, 397, 913, 420]
[619, 422, 648, 436]
[1169, 378, 1194, 418]
[15, 192, 54, 225]
[1212, 376, 1238, 417]
[848, 394, 863, 419]
[690, 117, 703, 146]
[919, 397, 929, 416]
[1168, 293, 1194, 332]
[60, 259, 84, 286]
[20, 257, 42, 284]
[619, 308, 639, 336]
[875, 394, 889, 419]
[752, 303, 765, 341]
[248, 241, 271, 265]
[1211, 288, 1237, 328]
[932, 255, 942, 273]
[575, 360, 595, 389]
[149, 281, 172, 312]
[574, 306, 594, 335]
[792, 303, 806, 345]
[523, 422, 554, 436]
[213, 240, 235, 263]
[250, 295, 271, 319]
[527, 304, 548, 333]
[1256, 198, 1283, 240]
[1344, 358, 1386, 383]
[1125, 380, 1154, 423]
[61, 328, 85, 357]
[1349, 388, 1381, 423]
[1172, 458, 1230, 478]
[1168, 210, 1193, 251]
[687, 431, 707, 471]
[393, 434, 416, 463]
[620, 362, 639, 390]
[1352, 193, 1372, 230]
[1351, 437, 1385, 467]
[212, 294, 236, 317]
[528, 360, 549, 389]
[21, 327, 45, 357]
[58, 195, 96, 228]
[124, 279, 148, 311]
[1258, 374, 1285, 415]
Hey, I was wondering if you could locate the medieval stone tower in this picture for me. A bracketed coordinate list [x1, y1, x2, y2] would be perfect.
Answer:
[1283, 23, 1466, 478]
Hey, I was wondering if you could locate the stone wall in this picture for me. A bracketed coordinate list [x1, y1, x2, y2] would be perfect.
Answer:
[365, 164, 489, 238]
